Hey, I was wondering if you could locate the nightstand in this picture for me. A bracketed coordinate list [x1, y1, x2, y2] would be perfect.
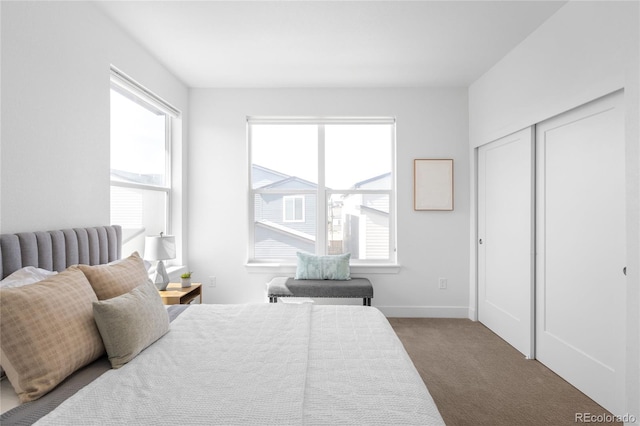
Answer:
[158, 283, 202, 305]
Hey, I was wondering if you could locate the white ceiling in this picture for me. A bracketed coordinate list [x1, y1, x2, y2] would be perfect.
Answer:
[95, 1, 566, 88]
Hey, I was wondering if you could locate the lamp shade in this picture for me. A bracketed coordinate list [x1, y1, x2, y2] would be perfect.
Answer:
[144, 234, 176, 261]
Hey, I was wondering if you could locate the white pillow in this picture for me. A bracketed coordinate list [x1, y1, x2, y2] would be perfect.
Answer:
[0, 266, 58, 289]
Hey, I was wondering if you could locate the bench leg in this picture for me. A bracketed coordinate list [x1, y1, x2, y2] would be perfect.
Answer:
[363, 298, 371, 306]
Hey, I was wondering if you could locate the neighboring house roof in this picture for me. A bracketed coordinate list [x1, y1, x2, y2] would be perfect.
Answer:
[252, 164, 291, 188]
[253, 164, 317, 189]
[255, 220, 315, 243]
[260, 175, 317, 190]
[110, 169, 163, 186]
[353, 172, 391, 189]
[360, 205, 389, 217]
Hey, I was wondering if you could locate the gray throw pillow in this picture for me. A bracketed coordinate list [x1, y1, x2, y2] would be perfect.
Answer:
[93, 279, 169, 369]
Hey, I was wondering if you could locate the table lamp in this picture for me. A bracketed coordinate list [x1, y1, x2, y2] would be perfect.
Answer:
[144, 232, 176, 291]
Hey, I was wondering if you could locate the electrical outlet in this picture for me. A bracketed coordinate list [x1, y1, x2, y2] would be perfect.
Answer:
[209, 276, 216, 288]
[438, 278, 448, 289]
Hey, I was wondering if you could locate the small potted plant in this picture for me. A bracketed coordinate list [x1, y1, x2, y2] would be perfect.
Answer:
[180, 271, 192, 288]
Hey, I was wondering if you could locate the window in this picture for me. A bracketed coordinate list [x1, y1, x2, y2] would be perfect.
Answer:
[110, 67, 179, 256]
[283, 196, 305, 222]
[249, 118, 396, 263]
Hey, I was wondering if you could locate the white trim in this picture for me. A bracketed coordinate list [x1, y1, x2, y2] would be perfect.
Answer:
[252, 188, 393, 198]
[248, 116, 395, 125]
[317, 124, 326, 255]
[245, 262, 401, 274]
[164, 115, 173, 235]
[468, 307, 477, 321]
[376, 306, 470, 318]
[327, 189, 393, 196]
[389, 123, 397, 262]
[255, 189, 316, 195]
[110, 180, 170, 192]
[110, 66, 180, 118]
[247, 123, 256, 261]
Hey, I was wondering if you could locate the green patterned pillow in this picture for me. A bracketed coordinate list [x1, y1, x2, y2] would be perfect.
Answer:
[92, 279, 169, 369]
[295, 252, 351, 280]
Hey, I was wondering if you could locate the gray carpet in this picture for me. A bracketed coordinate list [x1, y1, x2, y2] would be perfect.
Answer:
[389, 318, 621, 426]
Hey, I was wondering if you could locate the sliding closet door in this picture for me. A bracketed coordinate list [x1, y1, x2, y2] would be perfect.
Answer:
[478, 128, 534, 358]
[536, 90, 625, 415]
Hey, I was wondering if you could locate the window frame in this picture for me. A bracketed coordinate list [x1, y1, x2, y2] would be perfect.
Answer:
[109, 67, 178, 240]
[248, 117, 397, 265]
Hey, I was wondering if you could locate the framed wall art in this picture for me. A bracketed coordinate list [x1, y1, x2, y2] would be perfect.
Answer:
[414, 159, 454, 211]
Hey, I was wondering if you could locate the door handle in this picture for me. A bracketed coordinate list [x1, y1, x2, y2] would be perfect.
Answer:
[623, 267, 627, 276]
[479, 239, 483, 245]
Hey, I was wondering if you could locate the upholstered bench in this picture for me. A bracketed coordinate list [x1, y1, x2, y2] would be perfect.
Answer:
[267, 277, 373, 306]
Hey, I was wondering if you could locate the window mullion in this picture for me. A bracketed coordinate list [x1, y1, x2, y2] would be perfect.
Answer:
[247, 123, 256, 261]
[390, 123, 397, 261]
[165, 116, 172, 235]
[317, 124, 327, 255]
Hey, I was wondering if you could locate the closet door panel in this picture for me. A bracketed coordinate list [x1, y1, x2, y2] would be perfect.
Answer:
[478, 127, 534, 358]
[536, 90, 625, 415]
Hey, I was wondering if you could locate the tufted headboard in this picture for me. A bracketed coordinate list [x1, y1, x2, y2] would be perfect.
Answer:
[0, 225, 122, 279]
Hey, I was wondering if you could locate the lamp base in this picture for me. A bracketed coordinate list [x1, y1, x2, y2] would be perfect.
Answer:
[151, 260, 170, 291]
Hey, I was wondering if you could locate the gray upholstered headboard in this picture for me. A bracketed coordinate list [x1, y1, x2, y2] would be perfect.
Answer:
[0, 225, 122, 279]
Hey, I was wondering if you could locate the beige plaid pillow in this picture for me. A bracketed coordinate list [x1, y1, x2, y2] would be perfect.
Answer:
[0, 267, 105, 402]
[77, 252, 149, 300]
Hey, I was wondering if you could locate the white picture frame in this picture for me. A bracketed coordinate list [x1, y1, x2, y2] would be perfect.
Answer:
[414, 159, 454, 211]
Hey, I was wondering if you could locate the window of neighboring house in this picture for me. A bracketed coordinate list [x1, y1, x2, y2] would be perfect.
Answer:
[248, 118, 396, 263]
[283, 196, 305, 222]
[109, 67, 180, 257]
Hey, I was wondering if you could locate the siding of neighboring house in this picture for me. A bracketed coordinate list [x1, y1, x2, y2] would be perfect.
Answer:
[254, 222, 314, 258]
[342, 195, 389, 259]
[362, 206, 388, 259]
[256, 180, 316, 236]
[252, 167, 391, 259]
[341, 173, 391, 260]
[362, 192, 389, 213]
[253, 165, 317, 258]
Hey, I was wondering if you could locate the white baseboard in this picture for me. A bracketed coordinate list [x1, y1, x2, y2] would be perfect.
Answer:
[468, 307, 477, 321]
[376, 306, 469, 318]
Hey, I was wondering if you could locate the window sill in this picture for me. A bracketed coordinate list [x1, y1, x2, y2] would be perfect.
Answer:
[148, 265, 188, 282]
[167, 265, 188, 277]
[244, 263, 401, 274]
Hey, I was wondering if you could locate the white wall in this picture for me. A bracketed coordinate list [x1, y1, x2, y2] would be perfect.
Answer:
[0, 1, 189, 251]
[189, 88, 469, 317]
[468, 1, 639, 422]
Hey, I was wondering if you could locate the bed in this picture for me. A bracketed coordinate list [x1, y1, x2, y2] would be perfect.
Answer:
[0, 225, 444, 425]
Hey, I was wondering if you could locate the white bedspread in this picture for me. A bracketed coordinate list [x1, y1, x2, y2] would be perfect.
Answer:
[36, 304, 444, 425]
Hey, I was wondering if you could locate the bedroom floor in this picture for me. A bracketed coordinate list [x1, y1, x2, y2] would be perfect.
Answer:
[389, 318, 621, 426]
